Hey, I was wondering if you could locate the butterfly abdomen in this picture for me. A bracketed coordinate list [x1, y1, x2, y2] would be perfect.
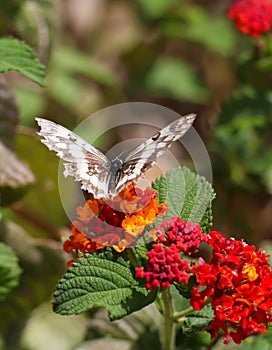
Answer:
[107, 158, 123, 196]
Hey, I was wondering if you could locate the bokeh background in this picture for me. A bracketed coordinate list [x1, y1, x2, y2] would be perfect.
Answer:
[0, 0, 271, 349]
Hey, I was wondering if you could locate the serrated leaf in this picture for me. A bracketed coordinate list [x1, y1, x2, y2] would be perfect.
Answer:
[180, 305, 214, 335]
[0, 36, 47, 87]
[0, 242, 21, 302]
[152, 167, 215, 230]
[199, 202, 213, 233]
[53, 249, 156, 320]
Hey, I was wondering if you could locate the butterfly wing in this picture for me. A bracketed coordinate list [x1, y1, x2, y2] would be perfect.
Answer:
[35, 118, 111, 198]
[115, 113, 196, 193]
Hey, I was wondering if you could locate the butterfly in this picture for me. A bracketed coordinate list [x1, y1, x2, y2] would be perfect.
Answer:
[36, 113, 196, 199]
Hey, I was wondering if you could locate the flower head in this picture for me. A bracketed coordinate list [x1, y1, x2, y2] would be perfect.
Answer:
[191, 231, 272, 344]
[136, 218, 206, 290]
[227, 0, 272, 38]
[155, 217, 207, 255]
[135, 243, 190, 290]
[64, 184, 167, 263]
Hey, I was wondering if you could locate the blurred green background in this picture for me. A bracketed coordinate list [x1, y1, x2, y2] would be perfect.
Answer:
[0, 0, 271, 349]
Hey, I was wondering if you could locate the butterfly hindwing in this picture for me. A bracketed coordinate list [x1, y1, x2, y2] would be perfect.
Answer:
[35, 118, 110, 198]
[36, 113, 196, 198]
[115, 113, 196, 192]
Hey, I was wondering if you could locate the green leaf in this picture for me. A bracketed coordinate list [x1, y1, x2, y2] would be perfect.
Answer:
[152, 167, 215, 231]
[0, 36, 47, 87]
[145, 58, 208, 103]
[53, 249, 156, 320]
[52, 47, 117, 86]
[213, 86, 272, 190]
[199, 202, 213, 233]
[138, 0, 179, 18]
[180, 305, 214, 335]
[163, 5, 236, 55]
[0, 242, 21, 302]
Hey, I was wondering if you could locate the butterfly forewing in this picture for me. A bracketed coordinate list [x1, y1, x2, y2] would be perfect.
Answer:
[115, 113, 196, 193]
[35, 118, 111, 198]
[36, 113, 196, 198]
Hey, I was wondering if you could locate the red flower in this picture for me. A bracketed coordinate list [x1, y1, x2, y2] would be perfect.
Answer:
[136, 218, 206, 290]
[191, 231, 272, 344]
[227, 0, 272, 38]
[64, 184, 168, 265]
[135, 243, 190, 290]
[155, 217, 207, 255]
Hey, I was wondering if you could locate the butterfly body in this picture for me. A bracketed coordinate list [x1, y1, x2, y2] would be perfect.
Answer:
[106, 157, 124, 196]
[36, 113, 196, 198]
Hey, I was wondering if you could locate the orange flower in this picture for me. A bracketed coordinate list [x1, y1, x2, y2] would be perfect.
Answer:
[122, 198, 168, 236]
[64, 184, 168, 264]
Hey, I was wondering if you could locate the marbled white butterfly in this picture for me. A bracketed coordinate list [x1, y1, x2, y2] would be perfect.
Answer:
[36, 113, 196, 198]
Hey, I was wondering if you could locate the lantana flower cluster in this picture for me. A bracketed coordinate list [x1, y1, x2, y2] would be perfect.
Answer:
[135, 217, 207, 290]
[135, 218, 272, 344]
[191, 231, 272, 344]
[227, 0, 272, 38]
[63, 186, 271, 345]
[63, 184, 167, 265]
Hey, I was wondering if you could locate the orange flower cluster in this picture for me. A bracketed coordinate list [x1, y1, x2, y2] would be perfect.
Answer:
[63, 184, 167, 264]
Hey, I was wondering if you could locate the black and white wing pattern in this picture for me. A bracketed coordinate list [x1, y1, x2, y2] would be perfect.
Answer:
[36, 113, 196, 199]
[115, 113, 196, 193]
[35, 118, 111, 198]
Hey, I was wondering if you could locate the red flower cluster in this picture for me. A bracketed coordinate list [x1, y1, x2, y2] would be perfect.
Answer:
[227, 0, 272, 38]
[155, 217, 207, 254]
[136, 244, 190, 289]
[135, 218, 205, 290]
[191, 231, 272, 344]
[64, 184, 167, 266]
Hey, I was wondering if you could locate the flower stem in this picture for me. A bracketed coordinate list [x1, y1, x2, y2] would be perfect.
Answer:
[127, 248, 141, 267]
[173, 306, 194, 323]
[160, 288, 175, 350]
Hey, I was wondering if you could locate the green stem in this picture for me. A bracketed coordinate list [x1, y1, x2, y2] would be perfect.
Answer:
[127, 248, 141, 267]
[155, 294, 164, 315]
[160, 288, 175, 350]
[173, 306, 194, 323]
